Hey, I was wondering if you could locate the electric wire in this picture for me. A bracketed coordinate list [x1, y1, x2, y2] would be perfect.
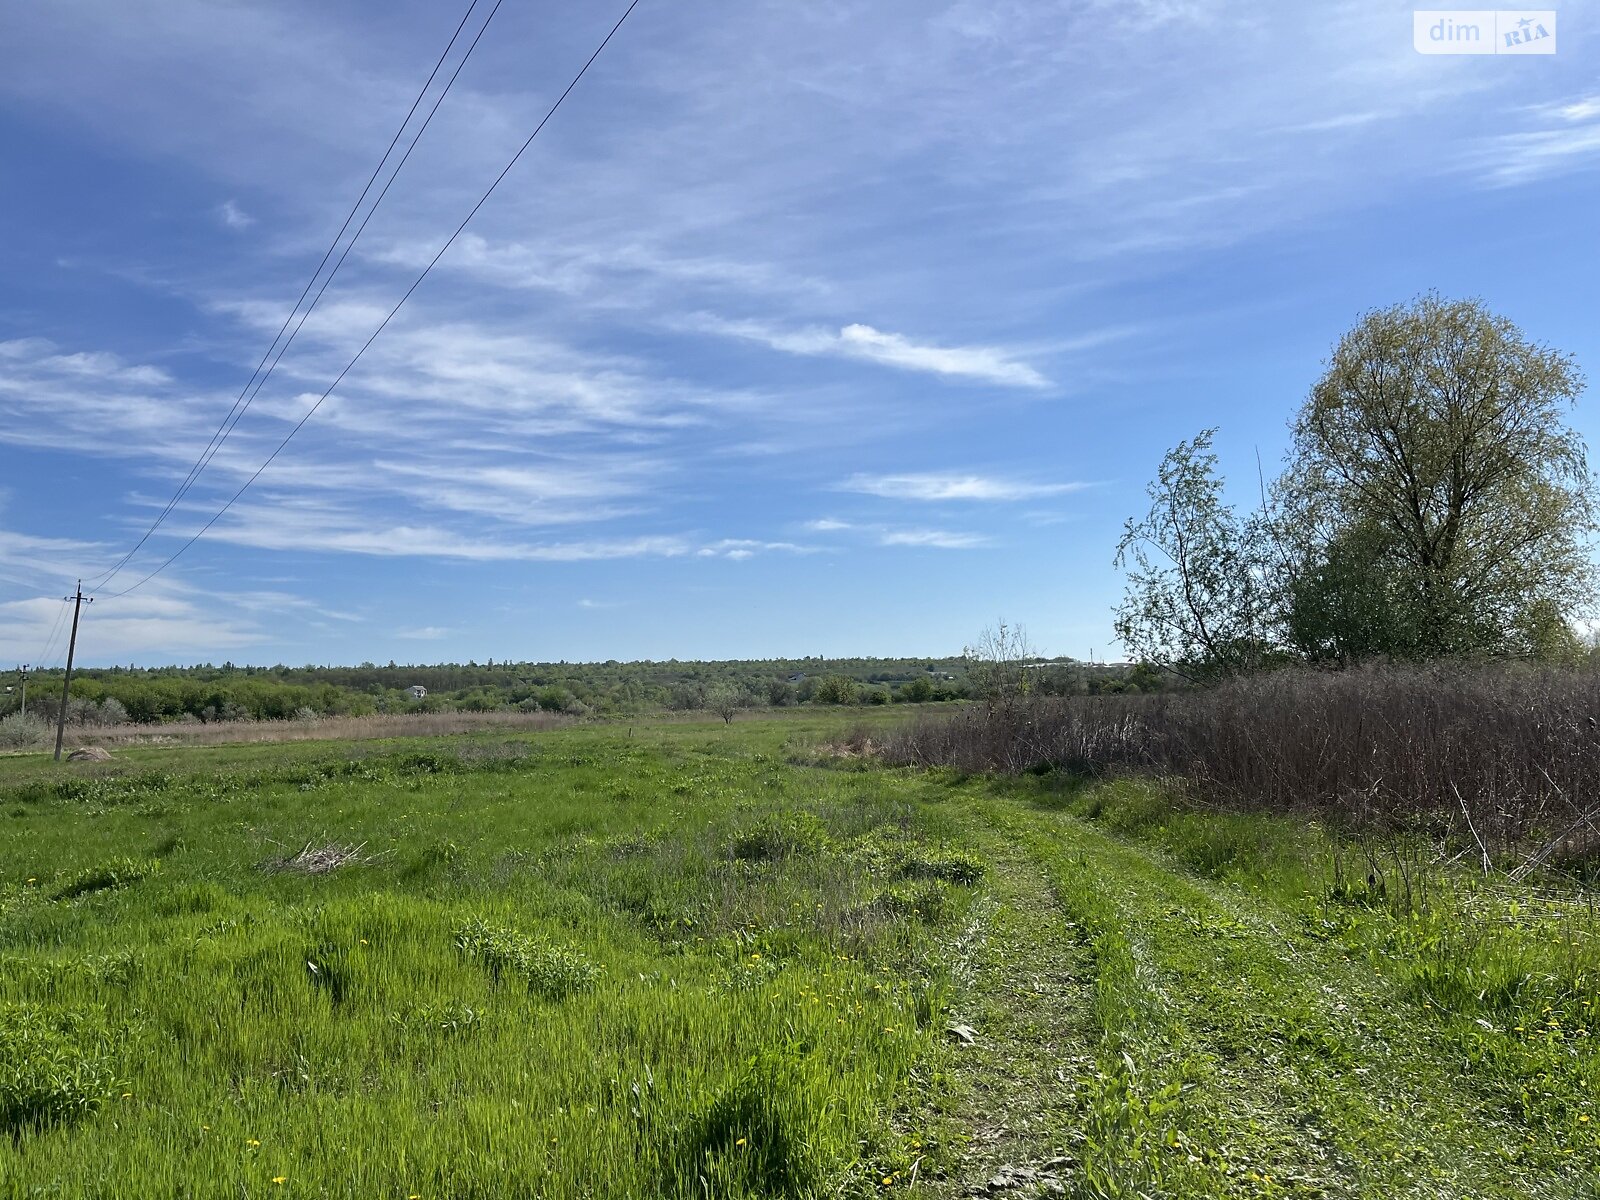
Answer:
[101, 0, 645, 601]
[31, 598, 70, 671]
[87, 0, 491, 591]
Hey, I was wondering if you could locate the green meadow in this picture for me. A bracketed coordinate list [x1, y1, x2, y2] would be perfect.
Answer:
[1, 713, 1596, 1198]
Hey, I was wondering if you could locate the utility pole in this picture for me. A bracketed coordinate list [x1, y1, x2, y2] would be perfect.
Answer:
[53, 584, 93, 762]
[17, 664, 28, 719]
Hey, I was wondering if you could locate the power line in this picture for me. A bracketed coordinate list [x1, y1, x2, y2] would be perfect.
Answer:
[32, 595, 71, 669]
[102, 0, 646, 601]
[89, 0, 493, 591]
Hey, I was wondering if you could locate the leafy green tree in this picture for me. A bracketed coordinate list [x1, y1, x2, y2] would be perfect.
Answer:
[704, 683, 745, 724]
[1114, 431, 1280, 681]
[811, 676, 860, 705]
[1281, 294, 1594, 660]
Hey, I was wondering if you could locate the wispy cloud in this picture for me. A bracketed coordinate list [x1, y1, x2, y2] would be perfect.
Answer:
[396, 626, 449, 641]
[878, 528, 990, 549]
[1478, 95, 1600, 185]
[689, 317, 1049, 388]
[840, 472, 1091, 502]
[800, 518, 988, 550]
[0, 585, 263, 661]
[216, 199, 255, 229]
[694, 538, 814, 560]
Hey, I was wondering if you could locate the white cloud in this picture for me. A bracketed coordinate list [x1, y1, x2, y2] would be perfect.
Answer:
[799, 517, 987, 550]
[693, 538, 813, 560]
[878, 528, 990, 549]
[1478, 98, 1600, 185]
[691, 316, 1049, 388]
[840, 472, 1090, 502]
[396, 626, 449, 640]
[0, 587, 262, 662]
[217, 200, 255, 229]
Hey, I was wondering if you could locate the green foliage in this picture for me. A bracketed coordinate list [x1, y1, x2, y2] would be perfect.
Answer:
[51, 857, 160, 901]
[704, 682, 746, 724]
[667, 1052, 829, 1197]
[1282, 294, 1594, 661]
[898, 676, 934, 703]
[1119, 297, 1596, 674]
[727, 812, 831, 862]
[453, 918, 600, 1000]
[897, 848, 985, 886]
[1114, 430, 1280, 682]
[0, 1006, 120, 1133]
[0, 712, 50, 749]
[811, 675, 860, 706]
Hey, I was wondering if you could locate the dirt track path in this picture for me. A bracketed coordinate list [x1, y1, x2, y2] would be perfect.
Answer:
[920, 781, 1597, 1200]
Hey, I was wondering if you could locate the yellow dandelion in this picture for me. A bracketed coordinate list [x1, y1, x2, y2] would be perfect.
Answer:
[26, 878, 36, 884]
[882, 1175, 895, 1186]
[750, 953, 761, 961]
[360, 938, 368, 945]
[736, 1137, 747, 1147]
[246, 1139, 261, 1147]
[201, 1125, 211, 1131]
[1582, 1115, 1592, 1124]
[120, 1093, 132, 1099]
[271, 1178, 287, 1186]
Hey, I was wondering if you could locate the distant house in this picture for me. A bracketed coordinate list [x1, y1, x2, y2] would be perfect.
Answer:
[406, 685, 428, 701]
[786, 673, 806, 684]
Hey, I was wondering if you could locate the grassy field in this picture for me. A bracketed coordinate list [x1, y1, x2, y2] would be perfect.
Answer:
[1, 711, 1596, 1198]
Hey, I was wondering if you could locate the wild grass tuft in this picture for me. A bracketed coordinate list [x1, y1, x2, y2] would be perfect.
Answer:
[453, 917, 601, 1000]
[0, 1006, 121, 1133]
[50, 856, 160, 900]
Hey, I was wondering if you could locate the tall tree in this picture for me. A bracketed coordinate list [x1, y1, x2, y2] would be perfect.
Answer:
[1113, 430, 1279, 681]
[1281, 294, 1594, 660]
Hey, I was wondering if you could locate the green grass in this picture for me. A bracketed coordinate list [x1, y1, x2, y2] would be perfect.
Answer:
[1, 715, 1596, 1197]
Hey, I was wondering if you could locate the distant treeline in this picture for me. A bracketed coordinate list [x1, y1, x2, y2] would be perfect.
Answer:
[1, 656, 1166, 726]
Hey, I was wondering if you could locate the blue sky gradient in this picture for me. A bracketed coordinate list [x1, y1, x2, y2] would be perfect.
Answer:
[2, 0, 1598, 666]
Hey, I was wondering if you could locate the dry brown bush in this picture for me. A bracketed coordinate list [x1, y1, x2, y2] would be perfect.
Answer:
[59, 710, 568, 751]
[881, 664, 1600, 852]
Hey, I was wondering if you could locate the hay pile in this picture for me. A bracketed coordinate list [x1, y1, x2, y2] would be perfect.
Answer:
[263, 841, 376, 875]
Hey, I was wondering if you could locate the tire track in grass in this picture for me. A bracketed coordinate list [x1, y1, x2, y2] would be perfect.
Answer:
[1014, 790, 1596, 1199]
[917, 795, 1100, 1196]
[918, 779, 1597, 1199]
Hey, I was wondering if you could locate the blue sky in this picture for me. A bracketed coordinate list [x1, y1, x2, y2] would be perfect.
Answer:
[2, 0, 1598, 667]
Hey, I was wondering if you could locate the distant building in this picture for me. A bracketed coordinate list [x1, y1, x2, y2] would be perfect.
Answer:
[786, 673, 806, 684]
[406, 685, 428, 700]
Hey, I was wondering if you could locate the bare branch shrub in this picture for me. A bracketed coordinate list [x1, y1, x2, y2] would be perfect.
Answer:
[881, 663, 1600, 853]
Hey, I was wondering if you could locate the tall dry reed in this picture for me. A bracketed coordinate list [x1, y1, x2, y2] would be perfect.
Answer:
[881, 664, 1600, 852]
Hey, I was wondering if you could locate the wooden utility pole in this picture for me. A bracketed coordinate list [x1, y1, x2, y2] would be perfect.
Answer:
[17, 664, 28, 719]
[53, 584, 92, 762]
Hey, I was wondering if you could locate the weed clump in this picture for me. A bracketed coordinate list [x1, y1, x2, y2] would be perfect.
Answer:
[898, 849, 985, 886]
[0, 1006, 120, 1133]
[868, 882, 957, 925]
[666, 1052, 825, 1197]
[454, 918, 600, 1000]
[727, 812, 831, 862]
[51, 857, 160, 901]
